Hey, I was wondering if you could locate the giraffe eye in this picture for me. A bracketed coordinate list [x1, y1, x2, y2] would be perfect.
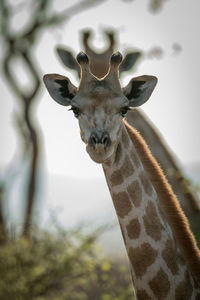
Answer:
[120, 106, 130, 117]
[69, 106, 80, 118]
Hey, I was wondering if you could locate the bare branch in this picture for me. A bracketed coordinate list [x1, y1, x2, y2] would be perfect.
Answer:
[0, 0, 108, 239]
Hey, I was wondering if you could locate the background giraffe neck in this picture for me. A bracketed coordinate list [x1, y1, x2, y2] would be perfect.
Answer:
[103, 121, 200, 298]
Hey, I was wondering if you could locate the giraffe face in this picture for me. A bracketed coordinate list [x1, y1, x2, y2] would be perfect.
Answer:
[70, 85, 129, 163]
[43, 52, 157, 164]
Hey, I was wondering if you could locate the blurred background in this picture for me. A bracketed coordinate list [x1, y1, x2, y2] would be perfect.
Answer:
[0, 0, 200, 299]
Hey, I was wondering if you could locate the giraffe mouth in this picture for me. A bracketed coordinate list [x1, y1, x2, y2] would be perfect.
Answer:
[86, 143, 115, 164]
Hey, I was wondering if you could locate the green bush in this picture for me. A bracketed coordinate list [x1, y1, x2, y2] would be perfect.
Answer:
[0, 227, 134, 300]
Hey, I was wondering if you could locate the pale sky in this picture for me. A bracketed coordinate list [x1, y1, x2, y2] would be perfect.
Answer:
[39, 0, 200, 179]
[1, 0, 200, 179]
[1, 0, 200, 228]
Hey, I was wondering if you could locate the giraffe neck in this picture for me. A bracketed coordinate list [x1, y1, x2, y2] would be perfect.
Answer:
[103, 122, 200, 299]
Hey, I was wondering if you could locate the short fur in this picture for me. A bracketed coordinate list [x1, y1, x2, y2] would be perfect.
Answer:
[124, 120, 200, 284]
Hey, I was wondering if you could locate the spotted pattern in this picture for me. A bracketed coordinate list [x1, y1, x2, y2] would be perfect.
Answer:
[112, 192, 132, 218]
[143, 201, 164, 241]
[149, 268, 170, 299]
[162, 239, 179, 275]
[121, 156, 135, 178]
[126, 218, 141, 239]
[137, 289, 151, 300]
[175, 270, 193, 300]
[127, 181, 142, 207]
[128, 243, 158, 278]
[130, 149, 141, 168]
[110, 169, 124, 186]
[105, 127, 198, 298]
[139, 173, 153, 196]
[157, 203, 168, 227]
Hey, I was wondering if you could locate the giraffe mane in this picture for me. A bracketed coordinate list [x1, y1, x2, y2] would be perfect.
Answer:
[124, 119, 200, 285]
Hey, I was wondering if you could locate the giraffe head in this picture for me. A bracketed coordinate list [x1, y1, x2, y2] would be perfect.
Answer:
[43, 52, 157, 163]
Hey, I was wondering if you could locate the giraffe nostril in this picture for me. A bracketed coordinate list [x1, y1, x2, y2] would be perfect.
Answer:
[101, 133, 111, 148]
[91, 136, 97, 145]
[89, 134, 98, 148]
[102, 136, 108, 145]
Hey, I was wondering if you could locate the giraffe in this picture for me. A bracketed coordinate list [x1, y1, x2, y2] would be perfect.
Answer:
[56, 30, 200, 236]
[43, 51, 200, 299]
[126, 109, 200, 241]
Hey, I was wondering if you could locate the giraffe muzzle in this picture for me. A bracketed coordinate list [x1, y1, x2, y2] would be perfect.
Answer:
[89, 132, 111, 149]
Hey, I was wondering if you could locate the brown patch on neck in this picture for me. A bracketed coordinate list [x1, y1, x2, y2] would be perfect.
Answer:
[126, 218, 141, 239]
[130, 148, 141, 168]
[127, 181, 142, 208]
[110, 169, 124, 186]
[162, 239, 179, 275]
[143, 201, 164, 241]
[137, 289, 151, 300]
[128, 242, 158, 278]
[139, 173, 153, 196]
[149, 268, 170, 299]
[112, 191, 132, 218]
[124, 120, 200, 283]
[121, 155, 135, 178]
[175, 270, 193, 300]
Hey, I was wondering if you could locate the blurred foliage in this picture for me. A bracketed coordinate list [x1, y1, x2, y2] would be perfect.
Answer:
[0, 227, 134, 300]
[122, 0, 170, 12]
[149, 0, 169, 12]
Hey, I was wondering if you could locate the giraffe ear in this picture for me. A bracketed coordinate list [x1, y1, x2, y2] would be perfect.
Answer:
[122, 75, 157, 107]
[119, 51, 141, 74]
[43, 74, 77, 106]
[56, 47, 80, 77]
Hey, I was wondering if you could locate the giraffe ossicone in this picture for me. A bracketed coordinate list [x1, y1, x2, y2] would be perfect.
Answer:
[43, 51, 200, 299]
